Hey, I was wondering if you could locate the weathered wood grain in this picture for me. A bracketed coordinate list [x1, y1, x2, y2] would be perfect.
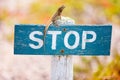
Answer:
[51, 56, 73, 80]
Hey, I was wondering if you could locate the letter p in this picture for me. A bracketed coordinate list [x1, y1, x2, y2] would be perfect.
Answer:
[82, 31, 96, 49]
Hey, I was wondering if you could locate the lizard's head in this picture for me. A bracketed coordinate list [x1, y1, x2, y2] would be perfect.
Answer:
[58, 5, 65, 16]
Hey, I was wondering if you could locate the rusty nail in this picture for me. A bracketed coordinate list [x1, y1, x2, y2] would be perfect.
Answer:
[63, 28, 66, 32]
[60, 49, 64, 53]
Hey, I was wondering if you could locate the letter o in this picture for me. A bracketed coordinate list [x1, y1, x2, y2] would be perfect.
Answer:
[64, 31, 79, 49]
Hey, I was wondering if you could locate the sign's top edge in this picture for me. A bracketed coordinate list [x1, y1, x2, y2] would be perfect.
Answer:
[15, 24, 112, 27]
[77, 24, 112, 26]
[57, 24, 112, 27]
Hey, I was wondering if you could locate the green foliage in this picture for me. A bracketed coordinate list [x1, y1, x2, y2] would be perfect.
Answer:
[74, 52, 120, 80]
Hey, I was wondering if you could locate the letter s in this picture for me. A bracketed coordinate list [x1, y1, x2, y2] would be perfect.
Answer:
[29, 31, 43, 49]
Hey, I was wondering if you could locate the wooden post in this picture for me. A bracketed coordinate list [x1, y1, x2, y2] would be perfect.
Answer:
[51, 56, 73, 80]
[50, 5, 74, 80]
[51, 15, 75, 80]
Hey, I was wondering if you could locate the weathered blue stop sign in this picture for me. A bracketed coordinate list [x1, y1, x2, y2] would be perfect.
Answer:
[14, 25, 112, 55]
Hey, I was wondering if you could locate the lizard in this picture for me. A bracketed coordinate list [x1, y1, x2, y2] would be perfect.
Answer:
[43, 5, 65, 48]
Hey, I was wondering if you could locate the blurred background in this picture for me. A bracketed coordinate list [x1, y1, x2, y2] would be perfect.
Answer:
[0, 0, 120, 80]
